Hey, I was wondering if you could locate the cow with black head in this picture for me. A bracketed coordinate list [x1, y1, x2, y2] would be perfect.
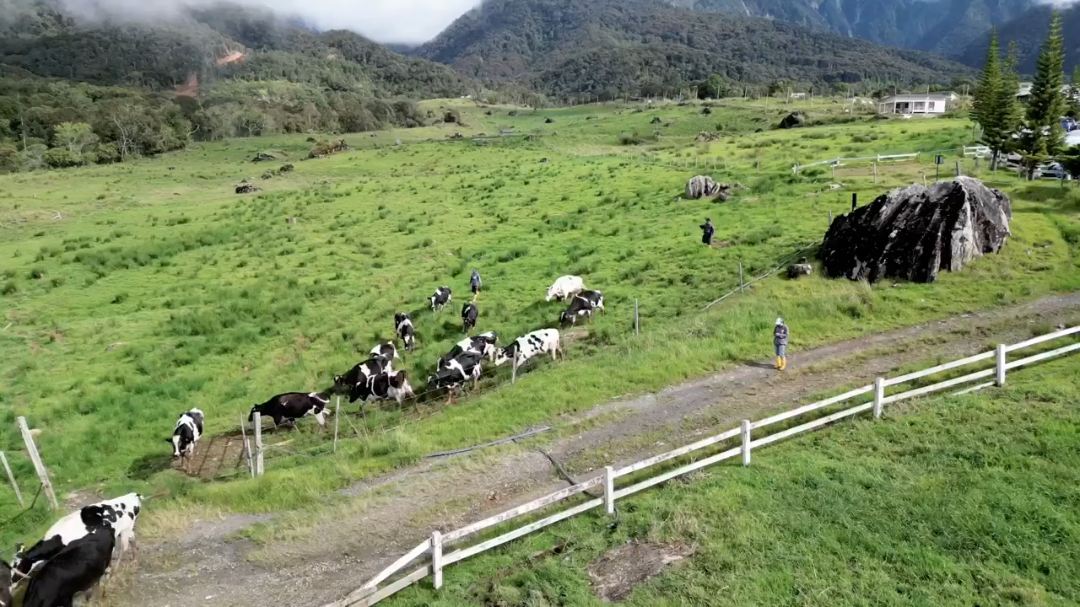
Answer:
[429, 287, 452, 312]
[334, 357, 392, 403]
[461, 302, 478, 334]
[394, 312, 416, 351]
[166, 409, 204, 472]
[249, 392, 331, 429]
[428, 351, 483, 404]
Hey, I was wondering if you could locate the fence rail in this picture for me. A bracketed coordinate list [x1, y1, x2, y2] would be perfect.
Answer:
[325, 325, 1079, 607]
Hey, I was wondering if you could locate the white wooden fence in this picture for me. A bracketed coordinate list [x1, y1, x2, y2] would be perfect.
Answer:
[324, 325, 1079, 607]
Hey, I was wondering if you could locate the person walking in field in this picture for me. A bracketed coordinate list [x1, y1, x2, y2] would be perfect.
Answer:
[700, 218, 715, 246]
[774, 317, 789, 371]
[470, 269, 483, 298]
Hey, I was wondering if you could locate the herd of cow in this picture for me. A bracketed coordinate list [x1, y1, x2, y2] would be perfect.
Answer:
[4, 275, 605, 606]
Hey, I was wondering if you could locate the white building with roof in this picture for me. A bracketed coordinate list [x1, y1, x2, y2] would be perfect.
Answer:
[877, 93, 952, 115]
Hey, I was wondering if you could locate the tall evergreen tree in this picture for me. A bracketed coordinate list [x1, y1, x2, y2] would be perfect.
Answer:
[1019, 12, 1067, 179]
[1069, 65, 1080, 117]
[971, 31, 1018, 171]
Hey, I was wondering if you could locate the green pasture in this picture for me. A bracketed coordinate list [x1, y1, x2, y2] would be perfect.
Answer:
[386, 355, 1080, 607]
[0, 99, 1077, 546]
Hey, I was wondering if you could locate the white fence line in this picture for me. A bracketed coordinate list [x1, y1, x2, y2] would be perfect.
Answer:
[325, 325, 1078, 607]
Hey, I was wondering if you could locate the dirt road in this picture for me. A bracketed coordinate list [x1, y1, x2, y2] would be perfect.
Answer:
[111, 293, 1080, 607]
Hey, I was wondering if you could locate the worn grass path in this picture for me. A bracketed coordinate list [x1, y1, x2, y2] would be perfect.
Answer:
[106, 292, 1080, 607]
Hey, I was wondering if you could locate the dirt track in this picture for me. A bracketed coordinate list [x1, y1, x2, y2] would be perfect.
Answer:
[111, 293, 1080, 607]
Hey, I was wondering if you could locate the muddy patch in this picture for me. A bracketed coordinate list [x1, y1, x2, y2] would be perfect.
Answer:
[588, 541, 694, 602]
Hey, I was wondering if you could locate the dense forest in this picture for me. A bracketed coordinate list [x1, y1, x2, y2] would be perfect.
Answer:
[0, 1, 476, 172]
[669, 0, 1036, 59]
[417, 0, 974, 101]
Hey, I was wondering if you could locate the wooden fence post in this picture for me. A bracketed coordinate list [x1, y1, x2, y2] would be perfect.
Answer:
[253, 413, 264, 477]
[239, 416, 254, 478]
[634, 299, 640, 335]
[995, 344, 1007, 387]
[431, 530, 444, 590]
[604, 466, 616, 515]
[333, 396, 341, 454]
[873, 377, 885, 419]
[0, 450, 24, 507]
[955, 160, 961, 177]
[740, 420, 752, 467]
[738, 262, 745, 293]
[17, 417, 58, 510]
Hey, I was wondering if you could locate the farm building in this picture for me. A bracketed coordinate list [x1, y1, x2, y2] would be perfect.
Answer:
[877, 93, 952, 115]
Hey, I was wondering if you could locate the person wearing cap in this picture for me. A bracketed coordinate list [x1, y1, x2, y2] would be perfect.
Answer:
[773, 317, 789, 370]
[700, 218, 715, 246]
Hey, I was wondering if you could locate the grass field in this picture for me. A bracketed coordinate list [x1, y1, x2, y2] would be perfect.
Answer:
[386, 355, 1080, 607]
[1, 98, 1077, 548]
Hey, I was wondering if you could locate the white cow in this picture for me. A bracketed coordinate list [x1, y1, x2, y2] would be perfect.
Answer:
[495, 329, 563, 369]
[545, 276, 585, 302]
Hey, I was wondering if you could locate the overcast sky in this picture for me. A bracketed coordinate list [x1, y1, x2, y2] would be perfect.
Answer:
[40, 0, 485, 43]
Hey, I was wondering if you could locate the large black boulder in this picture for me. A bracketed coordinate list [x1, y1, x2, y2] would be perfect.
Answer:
[820, 177, 1012, 283]
[778, 112, 807, 129]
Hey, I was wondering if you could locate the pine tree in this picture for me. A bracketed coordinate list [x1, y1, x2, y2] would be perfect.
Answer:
[971, 31, 1012, 170]
[1069, 65, 1080, 117]
[1020, 12, 1067, 179]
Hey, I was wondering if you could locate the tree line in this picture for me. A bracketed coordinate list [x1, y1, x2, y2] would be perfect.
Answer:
[971, 12, 1080, 179]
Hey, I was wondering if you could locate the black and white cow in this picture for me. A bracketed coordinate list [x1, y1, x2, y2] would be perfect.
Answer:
[428, 351, 483, 403]
[334, 357, 392, 402]
[394, 312, 416, 351]
[21, 528, 114, 607]
[429, 287, 452, 311]
[167, 409, 204, 471]
[12, 493, 142, 587]
[560, 296, 594, 326]
[0, 560, 11, 607]
[577, 289, 605, 313]
[370, 341, 400, 363]
[344, 370, 415, 405]
[249, 392, 330, 428]
[495, 329, 563, 369]
[438, 332, 499, 370]
[461, 302, 478, 334]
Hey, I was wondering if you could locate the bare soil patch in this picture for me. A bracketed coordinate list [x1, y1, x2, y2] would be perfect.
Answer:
[588, 541, 695, 602]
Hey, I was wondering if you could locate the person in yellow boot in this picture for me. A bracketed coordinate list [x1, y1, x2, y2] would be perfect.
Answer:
[773, 318, 789, 370]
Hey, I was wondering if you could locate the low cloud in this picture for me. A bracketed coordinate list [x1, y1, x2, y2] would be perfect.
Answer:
[13, 0, 484, 43]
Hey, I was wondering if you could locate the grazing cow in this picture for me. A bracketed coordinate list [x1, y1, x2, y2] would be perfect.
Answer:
[1, 560, 11, 607]
[438, 332, 499, 370]
[429, 287, 452, 311]
[428, 351, 483, 403]
[394, 313, 416, 351]
[167, 409, 204, 471]
[577, 289, 605, 313]
[249, 392, 330, 428]
[495, 329, 563, 369]
[22, 528, 114, 607]
[12, 494, 142, 586]
[461, 302, 478, 334]
[560, 296, 595, 327]
[545, 276, 585, 302]
[345, 370, 415, 405]
[370, 341, 400, 362]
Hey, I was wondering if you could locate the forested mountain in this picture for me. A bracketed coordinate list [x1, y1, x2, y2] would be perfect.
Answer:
[960, 4, 1080, 73]
[669, 0, 1036, 59]
[0, 1, 474, 97]
[417, 0, 974, 100]
[0, 0, 478, 172]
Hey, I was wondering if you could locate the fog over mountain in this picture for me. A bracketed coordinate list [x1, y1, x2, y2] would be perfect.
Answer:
[0, 0, 484, 43]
